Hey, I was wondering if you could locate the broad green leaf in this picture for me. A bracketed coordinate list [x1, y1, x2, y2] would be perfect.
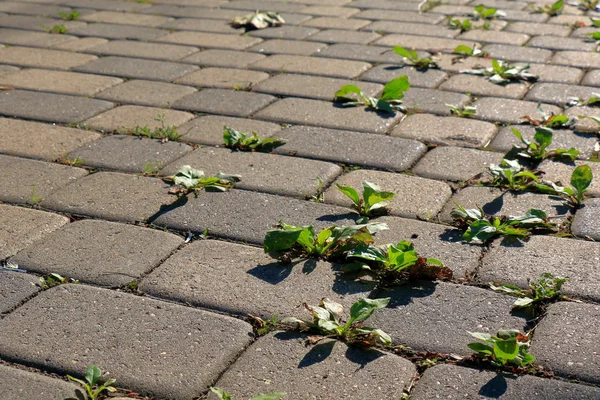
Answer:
[318, 318, 340, 332]
[308, 304, 332, 322]
[493, 338, 519, 364]
[521, 352, 536, 364]
[336, 184, 360, 206]
[554, 148, 580, 161]
[85, 366, 101, 386]
[571, 164, 593, 195]
[464, 220, 497, 242]
[349, 297, 390, 324]
[393, 46, 413, 60]
[210, 387, 232, 400]
[347, 244, 387, 262]
[173, 165, 205, 188]
[500, 226, 530, 238]
[508, 208, 548, 225]
[454, 45, 474, 55]
[297, 226, 316, 253]
[511, 127, 526, 144]
[468, 342, 493, 355]
[250, 393, 287, 400]
[223, 126, 244, 147]
[426, 257, 443, 265]
[468, 331, 492, 341]
[263, 227, 305, 253]
[513, 297, 534, 307]
[316, 227, 332, 246]
[533, 127, 553, 152]
[379, 76, 410, 102]
[335, 85, 364, 102]
[321, 298, 343, 321]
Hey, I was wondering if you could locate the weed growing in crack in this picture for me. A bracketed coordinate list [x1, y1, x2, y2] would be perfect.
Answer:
[129, 114, 180, 142]
[36, 273, 78, 289]
[141, 160, 163, 176]
[471, 4, 506, 20]
[522, 105, 574, 129]
[489, 158, 541, 191]
[531, 0, 564, 15]
[29, 185, 43, 205]
[490, 272, 568, 311]
[67, 366, 117, 400]
[223, 126, 285, 151]
[336, 180, 395, 217]
[453, 44, 487, 58]
[335, 76, 409, 113]
[535, 164, 593, 206]
[447, 103, 477, 118]
[165, 165, 241, 197]
[59, 10, 80, 20]
[394, 46, 438, 70]
[211, 387, 286, 399]
[509, 127, 579, 161]
[462, 60, 538, 85]
[468, 330, 535, 368]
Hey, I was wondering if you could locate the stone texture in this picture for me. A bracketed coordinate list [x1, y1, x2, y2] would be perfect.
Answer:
[537, 159, 600, 197]
[80, 10, 173, 26]
[247, 39, 326, 55]
[581, 70, 600, 87]
[315, 43, 406, 63]
[178, 115, 282, 146]
[246, 26, 319, 40]
[162, 147, 342, 198]
[528, 35, 596, 52]
[531, 302, 600, 385]
[0, 14, 85, 32]
[85, 40, 199, 61]
[41, 172, 175, 223]
[403, 88, 470, 116]
[0, 204, 68, 260]
[360, 65, 448, 89]
[181, 49, 267, 68]
[363, 20, 459, 38]
[161, 17, 240, 34]
[0, 364, 80, 400]
[273, 125, 427, 171]
[483, 44, 553, 63]
[297, 5, 359, 17]
[440, 74, 530, 99]
[0, 27, 76, 48]
[83, 105, 194, 133]
[173, 89, 276, 117]
[254, 97, 404, 133]
[375, 34, 477, 53]
[552, 51, 600, 69]
[572, 198, 600, 240]
[302, 16, 370, 30]
[175, 67, 270, 89]
[0, 118, 101, 161]
[0, 270, 39, 312]
[505, 21, 573, 37]
[0, 284, 253, 399]
[11, 220, 183, 288]
[0, 46, 96, 70]
[0, 69, 122, 96]
[249, 54, 372, 79]
[140, 240, 375, 318]
[95, 80, 197, 107]
[325, 169, 451, 219]
[353, 9, 444, 24]
[472, 97, 562, 124]
[460, 30, 530, 45]
[392, 114, 498, 148]
[156, 31, 262, 50]
[412, 147, 504, 182]
[68, 23, 168, 41]
[74, 56, 199, 82]
[527, 63, 584, 84]
[526, 83, 600, 106]
[208, 332, 415, 400]
[0, 66, 18, 77]
[52, 37, 110, 52]
[306, 29, 381, 44]
[565, 105, 600, 132]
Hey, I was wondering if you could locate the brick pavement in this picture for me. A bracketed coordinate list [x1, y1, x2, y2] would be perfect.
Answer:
[1, 0, 600, 398]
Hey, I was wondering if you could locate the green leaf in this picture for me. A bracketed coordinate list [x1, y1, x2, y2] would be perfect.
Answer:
[513, 297, 534, 308]
[173, 165, 205, 188]
[468, 331, 492, 341]
[250, 393, 287, 400]
[347, 244, 387, 262]
[493, 338, 519, 364]
[464, 220, 497, 243]
[393, 46, 414, 60]
[348, 297, 390, 324]
[336, 184, 360, 206]
[571, 164, 593, 195]
[263, 226, 305, 253]
[210, 387, 233, 400]
[468, 342, 493, 355]
[453, 45, 474, 55]
[223, 126, 244, 147]
[533, 127, 553, 152]
[321, 298, 343, 321]
[379, 76, 410, 102]
[316, 227, 332, 247]
[85, 366, 101, 386]
[335, 85, 363, 100]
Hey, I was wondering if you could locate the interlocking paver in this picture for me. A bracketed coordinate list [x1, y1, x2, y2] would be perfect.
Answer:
[440, 74, 530, 99]
[0, 28, 76, 47]
[537, 159, 600, 196]
[156, 31, 263, 50]
[297, 5, 359, 16]
[302, 16, 371, 30]
[140, 240, 375, 318]
[0, 270, 40, 314]
[403, 88, 470, 116]
[63, 0, 151, 11]
[0, 46, 97, 70]
[325, 169, 451, 219]
[180, 49, 267, 68]
[412, 146, 504, 182]
[581, 70, 600, 87]
[572, 198, 600, 240]
[472, 97, 562, 124]
[528, 35, 596, 52]
[68, 23, 168, 40]
[0, 65, 18, 77]
[0, 69, 122, 96]
[11, 220, 183, 288]
[526, 83, 600, 106]
[41, 172, 174, 223]
[173, 89, 276, 117]
[273, 125, 427, 171]
[483, 44, 553, 63]
[315, 43, 404, 63]
[208, 332, 415, 399]
[306, 29, 380, 44]
[375, 34, 477, 53]
[83, 105, 194, 133]
[80, 11, 173, 27]
[353, 9, 444, 23]
[527, 63, 584, 84]
[161, 147, 342, 198]
[459, 30, 530, 45]
[85, 40, 199, 61]
[565, 105, 600, 132]
[248, 54, 371, 78]
[178, 115, 282, 146]
[531, 302, 600, 384]
[0, 364, 80, 400]
[0, 1, 72, 15]
[247, 39, 327, 55]
[95, 80, 197, 107]
[175, 67, 270, 89]
[160, 18, 240, 34]
[0, 204, 68, 260]
[392, 114, 498, 148]
[360, 65, 448, 88]
[52, 37, 110, 52]
[363, 21, 458, 38]
[504, 21, 573, 36]
[552, 51, 600, 69]
[0, 284, 254, 399]
[0, 14, 85, 32]
[75, 56, 200, 82]
[0, 117, 101, 161]
[246, 25, 319, 40]
[223, 0, 305, 12]
[140, 5, 239, 19]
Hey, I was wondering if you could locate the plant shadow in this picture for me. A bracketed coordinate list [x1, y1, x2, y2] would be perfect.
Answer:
[478, 373, 518, 398]
[378, 281, 439, 308]
[331, 101, 401, 119]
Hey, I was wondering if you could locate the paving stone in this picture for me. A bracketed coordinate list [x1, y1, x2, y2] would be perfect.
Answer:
[547, 14, 592, 25]
[160, 18, 240, 34]
[348, 0, 424, 9]
[156, 31, 262, 50]
[175, 67, 270, 89]
[0, 284, 253, 399]
[208, 332, 414, 400]
[527, 63, 584, 85]
[254, 97, 404, 133]
[173, 89, 276, 117]
[253, 73, 383, 100]
[11, 220, 183, 288]
[83, 105, 194, 133]
[162, 146, 342, 198]
[360, 65, 448, 89]
[178, 115, 282, 146]
[306, 29, 380, 44]
[246, 25, 319, 40]
[0, 69, 122, 97]
[479, 235, 600, 302]
[490, 126, 596, 160]
[0, 1, 73, 16]
[353, 9, 444, 24]
[41, 172, 174, 223]
[537, 159, 600, 197]
[0, 155, 88, 205]
[63, 0, 152, 11]
[140, 5, 239, 19]
[391, 114, 498, 148]
[581, 70, 600, 87]
[85, 40, 199, 61]
[69, 135, 192, 173]
[302, 16, 370, 30]
[375, 34, 478, 53]
[363, 20, 459, 38]
[496, 8, 550, 22]
[0, 117, 101, 161]
[0, 14, 86, 32]
[74, 56, 199, 82]
[0, 364, 80, 400]
[249, 54, 371, 79]
[472, 97, 562, 124]
[552, 51, 600, 69]
[483, 44, 553, 63]
[572, 198, 600, 240]
[0, 46, 97, 70]
[223, 0, 305, 12]
[52, 37, 110, 52]
[403, 88, 470, 116]
[369, 281, 527, 355]
[297, 5, 359, 16]
[80, 10, 173, 26]
[0, 28, 76, 48]
[425, 4, 473, 15]
[325, 169, 451, 219]
[410, 364, 600, 400]
[412, 147, 504, 182]
[528, 35, 596, 52]
[273, 125, 427, 171]
[0, 65, 18, 77]
[151, 189, 357, 243]
[247, 39, 326, 55]
[315, 43, 406, 63]
[526, 83, 600, 106]
[95, 80, 197, 107]
[459, 30, 530, 45]
[565, 105, 600, 132]
[0, 271, 37, 313]
[531, 302, 600, 384]
[504, 21, 573, 36]
[180, 49, 267, 68]
[440, 74, 530, 99]
[0, 204, 68, 260]
[68, 23, 168, 41]
[141, 240, 375, 318]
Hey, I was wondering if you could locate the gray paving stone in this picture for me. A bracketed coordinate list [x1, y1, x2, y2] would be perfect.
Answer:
[0, 65, 18, 77]
[531, 302, 600, 384]
[0, 284, 253, 399]
[175, 67, 270, 89]
[254, 97, 404, 133]
[440, 74, 530, 99]
[483, 44, 553, 63]
[392, 114, 498, 148]
[353, 9, 444, 23]
[459, 30, 530, 45]
[547, 14, 592, 25]
[403, 88, 470, 116]
[173, 89, 276, 117]
[95, 79, 197, 107]
[162, 147, 342, 198]
[253, 73, 383, 100]
[348, 0, 424, 10]
[479, 235, 600, 302]
[0, 270, 39, 314]
[526, 83, 600, 106]
[63, 0, 151, 11]
[223, 0, 305, 12]
[504, 21, 573, 37]
[0, 14, 85, 32]
[68, 23, 168, 40]
[156, 31, 263, 50]
[410, 364, 600, 400]
[41, 172, 175, 223]
[537, 159, 600, 197]
[489, 125, 596, 160]
[412, 146, 504, 182]
[297, 5, 360, 17]
[84, 40, 200, 61]
[0, 117, 101, 161]
[581, 70, 600, 87]
[0, 28, 76, 48]
[363, 20, 459, 38]
[552, 51, 600, 69]
[249, 54, 372, 79]
[52, 37, 110, 52]
[572, 198, 600, 240]
[178, 115, 282, 146]
[315, 43, 407, 63]
[0, 204, 68, 260]
[369, 281, 527, 355]
[325, 169, 451, 219]
[140, 4, 239, 19]
[472, 97, 562, 124]
[302, 16, 371, 30]
[306, 29, 380, 44]
[528, 35, 596, 52]
[247, 39, 326, 55]
[80, 10, 173, 26]
[208, 332, 415, 400]
[74, 56, 199, 82]
[360, 65, 448, 89]
[0, 364, 80, 400]
[151, 189, 357, 244]
[141, 240, 375, 318]
[246, 25, 319, 40]
[160, 17, 241, 34]
[0, 1, 73, 16]
[11, 220, 183, 288]
[565, 105, 600, 132]
[83, 105, 194, 133]
[273, 125, 427, 171]
[375, 34, 477, 53]
[526, 63, 584, 85]
[0, 46, 97, 70]
[180, 49, 267, 68]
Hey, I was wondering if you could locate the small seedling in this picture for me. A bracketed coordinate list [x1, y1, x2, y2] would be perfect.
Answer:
[248, 313, 280, 336]
[489, 158, 541, 191]
[468, 330, 535, 367]
[223, 126, 285, 151]
[449, 18, 473, 32]
[231, 11, 285, 30]
[43, 24, 68, 34]
[36, 273, 78, 289]
[62, 156, 85, 167]
[462, 60, 538, 85]
[579, 0, 599, 10]
[282, 297, 392, 346]
[166, 165, 240, 196]
[491, 272, 568, 310]
[453, 44, 486, 58]
[510, 127, 579, 161]
[531, 0, 564, 15]
[211, 388, 286, 400]
[141, 160, 162, 176]
[393, 46, 438, 70]
[471, 4, 506, 20]
[336, 180, 395, 217]
[30, 185, 43, 205]
[59, 10, 80, 20]
[263, 221, 388, 262]
[335, 76, 409, 113]
[567, 94, 600, 107]
[536, 164, 593, 205]
[67, 366, 117, 400]
[447, 103, 477, 117]
[522, 105, 574, 129]
[130, 114, 180, 142]
[233, 82, 253, 91]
